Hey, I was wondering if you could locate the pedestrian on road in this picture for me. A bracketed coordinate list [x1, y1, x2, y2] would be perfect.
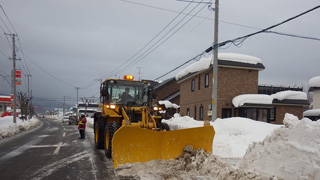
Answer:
[78, 114, 87, 139]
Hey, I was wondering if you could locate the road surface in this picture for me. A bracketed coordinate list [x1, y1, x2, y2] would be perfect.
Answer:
[0, 117, 115, 180]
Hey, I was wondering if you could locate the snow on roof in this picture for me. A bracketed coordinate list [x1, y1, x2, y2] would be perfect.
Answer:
[232, 94, 273, 107]
[271, 90, 307, 101]
[308, 76, 320, 87]
[219, 53, 262, 64]
[303, 109, 320, 117]
[158, 100, 179, 109]
[175, 53, 262, 80]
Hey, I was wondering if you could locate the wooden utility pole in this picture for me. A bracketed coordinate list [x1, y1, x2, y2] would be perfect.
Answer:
[6, 33, 18, 123]
[211, 0, 219, 121]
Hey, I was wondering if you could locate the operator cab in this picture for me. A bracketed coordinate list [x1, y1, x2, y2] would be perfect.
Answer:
[100, 75, 150, 106]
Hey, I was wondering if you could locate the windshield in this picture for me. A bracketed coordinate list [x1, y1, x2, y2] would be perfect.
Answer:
[107, 80, 148, 106]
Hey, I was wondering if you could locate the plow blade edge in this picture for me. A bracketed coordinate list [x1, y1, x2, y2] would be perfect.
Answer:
[112, 125, 215, 168]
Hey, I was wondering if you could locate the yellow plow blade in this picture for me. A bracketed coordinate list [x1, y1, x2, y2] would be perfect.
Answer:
[112, 125, 215, 168]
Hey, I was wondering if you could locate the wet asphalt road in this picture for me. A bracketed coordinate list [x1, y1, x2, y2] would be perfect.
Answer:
[0, 117, 115, 180]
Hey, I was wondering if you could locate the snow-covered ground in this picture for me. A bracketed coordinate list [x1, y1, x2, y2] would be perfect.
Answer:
[116, 114, 320, 180]
[1, 114, 320, 179]
[0, 116, 41, 140]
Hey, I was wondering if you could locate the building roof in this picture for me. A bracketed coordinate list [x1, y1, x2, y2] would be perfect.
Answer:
[176, 53, 265, 82]
[163, 91, 180, 102]
[154, 77, 175, 90]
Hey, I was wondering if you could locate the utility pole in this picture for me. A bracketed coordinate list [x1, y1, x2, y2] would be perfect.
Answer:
[6, 33, 19, 123]
[63, 96, 65, 116]
[211, 0, 219, 121]
[75, 87, 80, 117]
[26, 74, 31, 117]
[137, 67, 143, 81]
[26, 74, 31, 97]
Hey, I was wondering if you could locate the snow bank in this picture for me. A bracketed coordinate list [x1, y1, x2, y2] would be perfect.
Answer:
[163, 114, 281, 158]
[116, 146, 275, 180]
[0, 116, 41, 140]
[239, 113, 320, 180]
[232, 94, 273, 107]
[271, 90, 307, 100]
[308, 76, 320, 87]
[175, 53, 262, 80]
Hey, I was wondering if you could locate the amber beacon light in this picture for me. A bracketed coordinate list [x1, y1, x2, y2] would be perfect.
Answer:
[123, 75, 134, 80]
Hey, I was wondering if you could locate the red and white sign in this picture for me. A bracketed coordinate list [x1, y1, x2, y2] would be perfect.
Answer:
[15, 70, 21, 78]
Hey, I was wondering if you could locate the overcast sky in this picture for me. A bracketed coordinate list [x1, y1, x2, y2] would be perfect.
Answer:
[0, 0, 319, 109]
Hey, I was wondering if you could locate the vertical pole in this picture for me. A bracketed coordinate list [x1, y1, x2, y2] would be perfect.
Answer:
[63, 96, 65, 116]
[211, 0, 219, 121]
[75, 87, 79, 118]
[9, 34, 17, 124]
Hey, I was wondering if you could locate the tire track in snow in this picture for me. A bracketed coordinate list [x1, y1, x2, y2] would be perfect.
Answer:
[30, 151, 90, 180]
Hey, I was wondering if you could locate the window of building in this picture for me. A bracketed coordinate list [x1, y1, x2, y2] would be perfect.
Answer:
[191, 79, 195, 92]
[235, 107, 275, 123]
[186, 108, 190, 116]
[199, 105, 204, 120]
[222, 108, 232, 118]
[198, 75, 201, 90]
[194, 105, 197, 120]
[205, 73, 209, 88]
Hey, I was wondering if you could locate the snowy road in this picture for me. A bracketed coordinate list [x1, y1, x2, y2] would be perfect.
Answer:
[0, 117, 115, 180]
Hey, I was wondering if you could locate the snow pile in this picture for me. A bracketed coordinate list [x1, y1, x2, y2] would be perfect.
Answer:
[308, 76, 320, 87]
[175, 53, 262, 80]
[115, 146, 275, 180]
[158, 100, 179, 109]
[303, 109, 320, 116]
[232, 94, 273, 107]
[0, 116, 41, 140]
[163, 114, 281, 158]
[239, 113, 320, 180]
[271, 90, 307, 100]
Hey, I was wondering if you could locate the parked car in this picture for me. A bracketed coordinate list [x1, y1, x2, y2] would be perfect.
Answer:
[68, 115, 78, 125]
[62, 115, 69, 123]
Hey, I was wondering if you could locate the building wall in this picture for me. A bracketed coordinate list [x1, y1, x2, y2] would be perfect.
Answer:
[217, 67, 259, 118]
[179, 67, 260, 120]
[273, 105, 304, 124]
[154, 79, 180, 105]
[313, 90, 320, 109]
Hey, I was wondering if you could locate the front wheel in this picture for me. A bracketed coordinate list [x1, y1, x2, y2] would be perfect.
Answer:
[104, 122, 121, 158]
[94, 119, 105, 149]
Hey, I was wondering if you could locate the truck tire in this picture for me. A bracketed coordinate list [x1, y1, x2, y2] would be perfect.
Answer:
[104, 121, 121, 158]
[158, 123, 170, 131]
[94, 117, 105, 149]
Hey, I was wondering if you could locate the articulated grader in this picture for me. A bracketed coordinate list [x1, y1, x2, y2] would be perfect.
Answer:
[93, 75, 215, 168]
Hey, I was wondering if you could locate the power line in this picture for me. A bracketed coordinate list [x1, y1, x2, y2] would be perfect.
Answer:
[99, 0, 197, 79]
[265, 31, 320, 41]
[155, 5, 320, 80]
[112, 0, 209, 76]
[121, 0, 261, 31]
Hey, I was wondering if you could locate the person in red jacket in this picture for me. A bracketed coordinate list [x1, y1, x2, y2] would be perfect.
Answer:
[78, 114, 87, 139]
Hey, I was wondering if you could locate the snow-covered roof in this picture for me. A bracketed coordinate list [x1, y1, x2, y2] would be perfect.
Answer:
[232, 94, 273, 107]
[303, 109, 320, 117]
[176, 53, 263, 81]
[308, 76, 320, 88]
[158, 100, 179, 109]
[233, 91, 308, 107]
[271, 90, 307, 101]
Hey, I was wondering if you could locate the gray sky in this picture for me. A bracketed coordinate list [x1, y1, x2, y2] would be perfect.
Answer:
[0, 0, 319, 109]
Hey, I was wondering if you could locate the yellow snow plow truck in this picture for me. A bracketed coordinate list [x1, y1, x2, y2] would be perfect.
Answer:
[93, 75, 215, 168]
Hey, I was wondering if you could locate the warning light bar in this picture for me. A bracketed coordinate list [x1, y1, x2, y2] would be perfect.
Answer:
[123, 75, 134, 80]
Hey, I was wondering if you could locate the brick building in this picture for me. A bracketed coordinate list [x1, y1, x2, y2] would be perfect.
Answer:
[175, 53, 308, 124]
[153, 77, 180, 105]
